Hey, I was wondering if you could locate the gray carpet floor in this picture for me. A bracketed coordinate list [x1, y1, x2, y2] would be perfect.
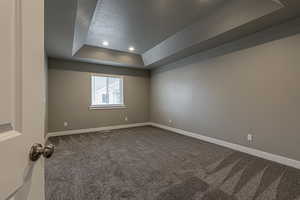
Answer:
[46, 126, 300, 200]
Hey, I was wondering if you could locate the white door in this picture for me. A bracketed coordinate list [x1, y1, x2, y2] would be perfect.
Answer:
[0, 0, 46, 199]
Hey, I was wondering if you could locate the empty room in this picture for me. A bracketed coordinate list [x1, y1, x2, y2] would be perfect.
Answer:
[1, 0, 300, 200]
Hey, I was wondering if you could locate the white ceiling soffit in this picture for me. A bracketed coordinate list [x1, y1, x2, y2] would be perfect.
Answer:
[74, 45, 144, 68]
[142, 0, 284, 66]
[72, 0, 99, 55]
[45, 0, 300, 69]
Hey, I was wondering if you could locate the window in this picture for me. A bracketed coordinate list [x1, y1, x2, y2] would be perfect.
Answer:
[91, 74, 124, 108]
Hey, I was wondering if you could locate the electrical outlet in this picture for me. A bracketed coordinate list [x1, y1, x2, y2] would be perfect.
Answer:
[168, 120, 172, 124]
[64, 122, 68, 127]
[247, 134, 253, 142]
[125, 117, 128, 121]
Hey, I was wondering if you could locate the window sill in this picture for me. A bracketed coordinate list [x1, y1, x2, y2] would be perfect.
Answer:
[89, 105, 128, 110]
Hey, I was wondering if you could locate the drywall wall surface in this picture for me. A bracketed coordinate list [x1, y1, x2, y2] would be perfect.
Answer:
[48, 59, 150, 132]
[150, 33, 300, 161]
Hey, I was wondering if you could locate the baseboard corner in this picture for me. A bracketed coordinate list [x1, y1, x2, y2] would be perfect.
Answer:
[46, 122, 151, 139]
[149, 122, 300, 170]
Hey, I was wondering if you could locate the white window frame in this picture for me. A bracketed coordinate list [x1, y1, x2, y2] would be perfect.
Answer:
[90, 73, 126, 110]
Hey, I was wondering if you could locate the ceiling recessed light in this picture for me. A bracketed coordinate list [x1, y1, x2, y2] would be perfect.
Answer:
[128, 46, 135, 51]
[102, 41, 109, 46]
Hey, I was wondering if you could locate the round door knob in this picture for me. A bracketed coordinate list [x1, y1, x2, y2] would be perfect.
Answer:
[43, 144, 55, 158]
[29, 143, 43, 161]
[29, 143, 55, 161]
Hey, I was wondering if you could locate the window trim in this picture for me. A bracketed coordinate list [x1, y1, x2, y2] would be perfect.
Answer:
[90, 73, 126, 109]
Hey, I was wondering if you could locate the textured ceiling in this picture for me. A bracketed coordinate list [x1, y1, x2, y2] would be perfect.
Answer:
[85, 0, 226, 54]
[45, 0, 300, 69]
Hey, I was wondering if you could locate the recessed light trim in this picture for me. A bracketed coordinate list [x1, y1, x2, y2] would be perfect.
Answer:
[102, 41, 109, 46]
[128, 46, 135, 51]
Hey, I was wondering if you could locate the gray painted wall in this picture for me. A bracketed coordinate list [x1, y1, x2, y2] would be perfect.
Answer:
[150, 33, 300, 161]
[48, 59, 150, 132]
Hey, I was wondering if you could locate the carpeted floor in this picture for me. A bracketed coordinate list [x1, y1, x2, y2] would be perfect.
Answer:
[46, 126, 300, 200]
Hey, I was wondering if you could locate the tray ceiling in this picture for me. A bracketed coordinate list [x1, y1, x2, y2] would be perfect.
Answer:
[45, 0, 300, 69]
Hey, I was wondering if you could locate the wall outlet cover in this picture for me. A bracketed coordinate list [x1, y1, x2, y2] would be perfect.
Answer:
[247, 134, 253, 142]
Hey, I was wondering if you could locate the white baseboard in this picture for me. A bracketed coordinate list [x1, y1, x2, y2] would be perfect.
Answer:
[46, 121, 300, 169]
[46, 122, 151, 139]
[149, 122, 300, 170]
